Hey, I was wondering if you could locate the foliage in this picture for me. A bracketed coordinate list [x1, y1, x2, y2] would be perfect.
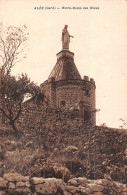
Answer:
[0, 108, 126, 184]
[0, 73, 44, 135]
[0, 23, 46, 135]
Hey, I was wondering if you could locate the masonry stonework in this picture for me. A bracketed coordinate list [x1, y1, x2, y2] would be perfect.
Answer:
[0, 173, 127, 195]
[40, 50, 96, 125]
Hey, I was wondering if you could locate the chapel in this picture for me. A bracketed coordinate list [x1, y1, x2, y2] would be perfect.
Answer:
[40, 25, 96, 125]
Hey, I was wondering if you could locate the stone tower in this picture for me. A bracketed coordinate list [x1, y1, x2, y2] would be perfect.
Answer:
[41, 26, 96, 125]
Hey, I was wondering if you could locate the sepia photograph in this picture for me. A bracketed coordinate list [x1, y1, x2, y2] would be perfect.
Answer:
[0, 0, 127, 194]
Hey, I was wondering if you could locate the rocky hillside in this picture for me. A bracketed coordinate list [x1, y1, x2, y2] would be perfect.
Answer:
[0, 108, 127, 194]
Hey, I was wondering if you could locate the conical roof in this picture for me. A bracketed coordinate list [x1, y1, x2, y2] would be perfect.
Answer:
[48, 50, 81, 81]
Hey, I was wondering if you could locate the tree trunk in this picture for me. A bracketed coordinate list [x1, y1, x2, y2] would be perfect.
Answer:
[10, 120, 19, 137]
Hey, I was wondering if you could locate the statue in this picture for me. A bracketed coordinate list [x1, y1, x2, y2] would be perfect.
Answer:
[61, 25, 74, 50]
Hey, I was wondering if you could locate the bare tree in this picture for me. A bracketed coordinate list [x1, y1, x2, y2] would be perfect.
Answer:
[0, 23, 28, 75]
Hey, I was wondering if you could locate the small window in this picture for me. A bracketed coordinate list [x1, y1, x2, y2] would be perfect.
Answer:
[60, 100, 66, 107]
[86, 89, 89, 96]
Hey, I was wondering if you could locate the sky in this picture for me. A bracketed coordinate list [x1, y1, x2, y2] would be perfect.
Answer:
[0, 0, 127, 128]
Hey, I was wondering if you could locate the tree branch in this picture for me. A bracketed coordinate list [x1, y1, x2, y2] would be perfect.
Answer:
[13, 103, 22, 122]
[0, 107, 10, 120]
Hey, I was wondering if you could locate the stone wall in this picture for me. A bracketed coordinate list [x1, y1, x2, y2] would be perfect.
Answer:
[16, 102, 83, 132]
[41, 77, 96, 125]
[0, 173, 127, 195]
[16, 101, 48, 130]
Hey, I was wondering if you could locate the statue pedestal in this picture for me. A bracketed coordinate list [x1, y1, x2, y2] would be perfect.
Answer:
[56, 50, 74, 61]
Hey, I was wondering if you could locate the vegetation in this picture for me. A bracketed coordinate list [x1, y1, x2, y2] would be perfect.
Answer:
[0, 74, 44, 135]
[0, 23, 45, 135]
[0, 108, 127, 184]
[0, 23, 28, 75]
[0, 23, 126, 187]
